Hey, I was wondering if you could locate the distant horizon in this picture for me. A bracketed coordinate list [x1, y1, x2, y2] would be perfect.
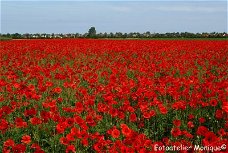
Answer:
[1, 31, 227, 35]
[1, 1, 227, 33]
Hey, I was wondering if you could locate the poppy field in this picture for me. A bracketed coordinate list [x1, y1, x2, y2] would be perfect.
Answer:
[0, 39, 228, 153]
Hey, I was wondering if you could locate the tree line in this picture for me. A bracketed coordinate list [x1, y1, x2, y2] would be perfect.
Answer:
[1, 27, 227, 39]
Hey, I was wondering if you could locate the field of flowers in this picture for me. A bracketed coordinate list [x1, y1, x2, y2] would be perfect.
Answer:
[0, 39, 227, 153]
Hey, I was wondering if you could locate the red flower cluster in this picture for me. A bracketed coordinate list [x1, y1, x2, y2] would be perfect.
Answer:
[0, 39, 227, 152]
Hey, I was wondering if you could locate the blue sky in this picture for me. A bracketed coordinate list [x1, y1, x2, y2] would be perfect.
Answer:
[1, 0, 227, 33]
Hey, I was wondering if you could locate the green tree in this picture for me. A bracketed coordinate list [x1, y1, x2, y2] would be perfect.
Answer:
[12, 33, 22, 39]
[88, 27, 96, 38]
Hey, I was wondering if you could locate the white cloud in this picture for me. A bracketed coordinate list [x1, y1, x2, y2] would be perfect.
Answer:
[156, 6, 226, 13]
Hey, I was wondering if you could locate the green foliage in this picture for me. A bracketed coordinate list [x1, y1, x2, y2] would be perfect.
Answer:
[88, 27, 96, 38]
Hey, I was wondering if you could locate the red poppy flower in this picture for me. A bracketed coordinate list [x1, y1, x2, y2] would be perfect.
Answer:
[188, 114, 195, 120]
[75, 102, 84, 113]
[187, 121, 194, 128]
[81, 138, 89, 147]
[109, 108, 118, 117]
[70, 127, 80, 136]
[144, 139, 152, 148]
[40, 111, 51, 122]
[202, 131, 218, 146]
[55, 73, 66, 80]
[30, 117, 42, 125]
[74, 115, 84, 125]
[129, 113, 137, 122]
[218, 129, 226, 137]
[197, 126, 208, 136]
[56, 122, 67, 134]
[118, 111, 125, 120]
[31, 143, 41, 150]
[173, 119, 181, 127]
[159, 106, 168, 115]
[2, 148, 11, 153]
[0, 119, 8, 132]
[66, 145, 76, 153]
[52, 87, 62, 94]
[24, 108, 37, 117]
[222, 102, 228, 113]
[66, 133, 75, 142]
[93, 143, 103, 152]
[111, 128, 120, 139]
[215, 109, 223, 119]
[21, 135, 31, 144]
[15, 118, 28, 128]
[86, 115, 94, 125]
[199, 117, 206, 124]
[120, 124, 132, 137]
[209, 99, 218, 107]
[182, 130, 193, 139]
[143, 111, 151, 119]
[45, 81, 53, 87]
[59, 137, 69, 146]
[4, 139, 15, 147]
[171, 128, 182, 137]
[66, 118, 75, 127]
[12, 144, 26, 153]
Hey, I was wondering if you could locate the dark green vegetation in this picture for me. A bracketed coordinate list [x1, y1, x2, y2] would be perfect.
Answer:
[1, 27, 227, 39]
[0, 36, 12, 41]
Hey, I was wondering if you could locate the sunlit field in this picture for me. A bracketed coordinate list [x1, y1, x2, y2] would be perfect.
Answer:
[0, 39, 227, 153]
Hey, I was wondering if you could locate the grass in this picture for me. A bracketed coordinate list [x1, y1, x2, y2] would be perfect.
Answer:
[0, 37, 12, 41]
